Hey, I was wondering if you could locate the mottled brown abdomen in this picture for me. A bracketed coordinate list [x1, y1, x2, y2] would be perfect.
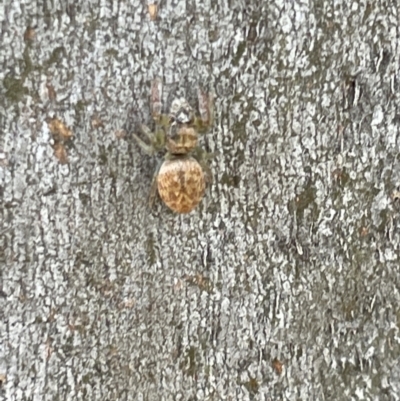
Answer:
[157, 157, 205, 214]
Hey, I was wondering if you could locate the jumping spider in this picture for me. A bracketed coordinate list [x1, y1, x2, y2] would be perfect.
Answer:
[132, 78, 214, 214]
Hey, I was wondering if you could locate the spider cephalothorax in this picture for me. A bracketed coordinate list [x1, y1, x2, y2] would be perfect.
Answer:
[132, 78, 214, 214]
[166, 123, 198, 154]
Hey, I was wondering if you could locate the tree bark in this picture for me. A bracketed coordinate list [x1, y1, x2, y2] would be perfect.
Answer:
[1, 0, 400, 400]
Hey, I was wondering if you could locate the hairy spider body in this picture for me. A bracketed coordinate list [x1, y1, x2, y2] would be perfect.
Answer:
[157, 157, 205, 214]
[132, 78, 213, 214]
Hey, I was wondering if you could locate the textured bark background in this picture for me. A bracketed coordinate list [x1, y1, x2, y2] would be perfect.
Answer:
[1, 0, 400, 400]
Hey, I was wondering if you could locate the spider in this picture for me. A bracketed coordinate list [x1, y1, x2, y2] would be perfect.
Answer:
[132, 78, 214, 214]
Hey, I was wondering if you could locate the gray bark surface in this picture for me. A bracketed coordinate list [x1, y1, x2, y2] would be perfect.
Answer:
[1, 0, 400, 400]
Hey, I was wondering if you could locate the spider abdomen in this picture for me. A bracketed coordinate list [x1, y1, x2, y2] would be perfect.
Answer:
[157, 157, 205, 214]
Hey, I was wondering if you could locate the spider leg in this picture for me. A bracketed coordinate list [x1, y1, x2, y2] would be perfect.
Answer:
[151, 78, 163, 119]
[148, 159, 163, 208]
[154, 114, 172, 128]
[150, 78, 173, 129]
[192, 146, 214, 184]
[132, 132, 156, 156]
[139, 124, 154, 141]
[196, 88, 214, 132]
[200, 161, 213, 184]
[132, 124, 166, 155]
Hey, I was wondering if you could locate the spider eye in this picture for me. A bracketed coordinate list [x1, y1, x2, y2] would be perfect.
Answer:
[176, 110, 191, 124]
